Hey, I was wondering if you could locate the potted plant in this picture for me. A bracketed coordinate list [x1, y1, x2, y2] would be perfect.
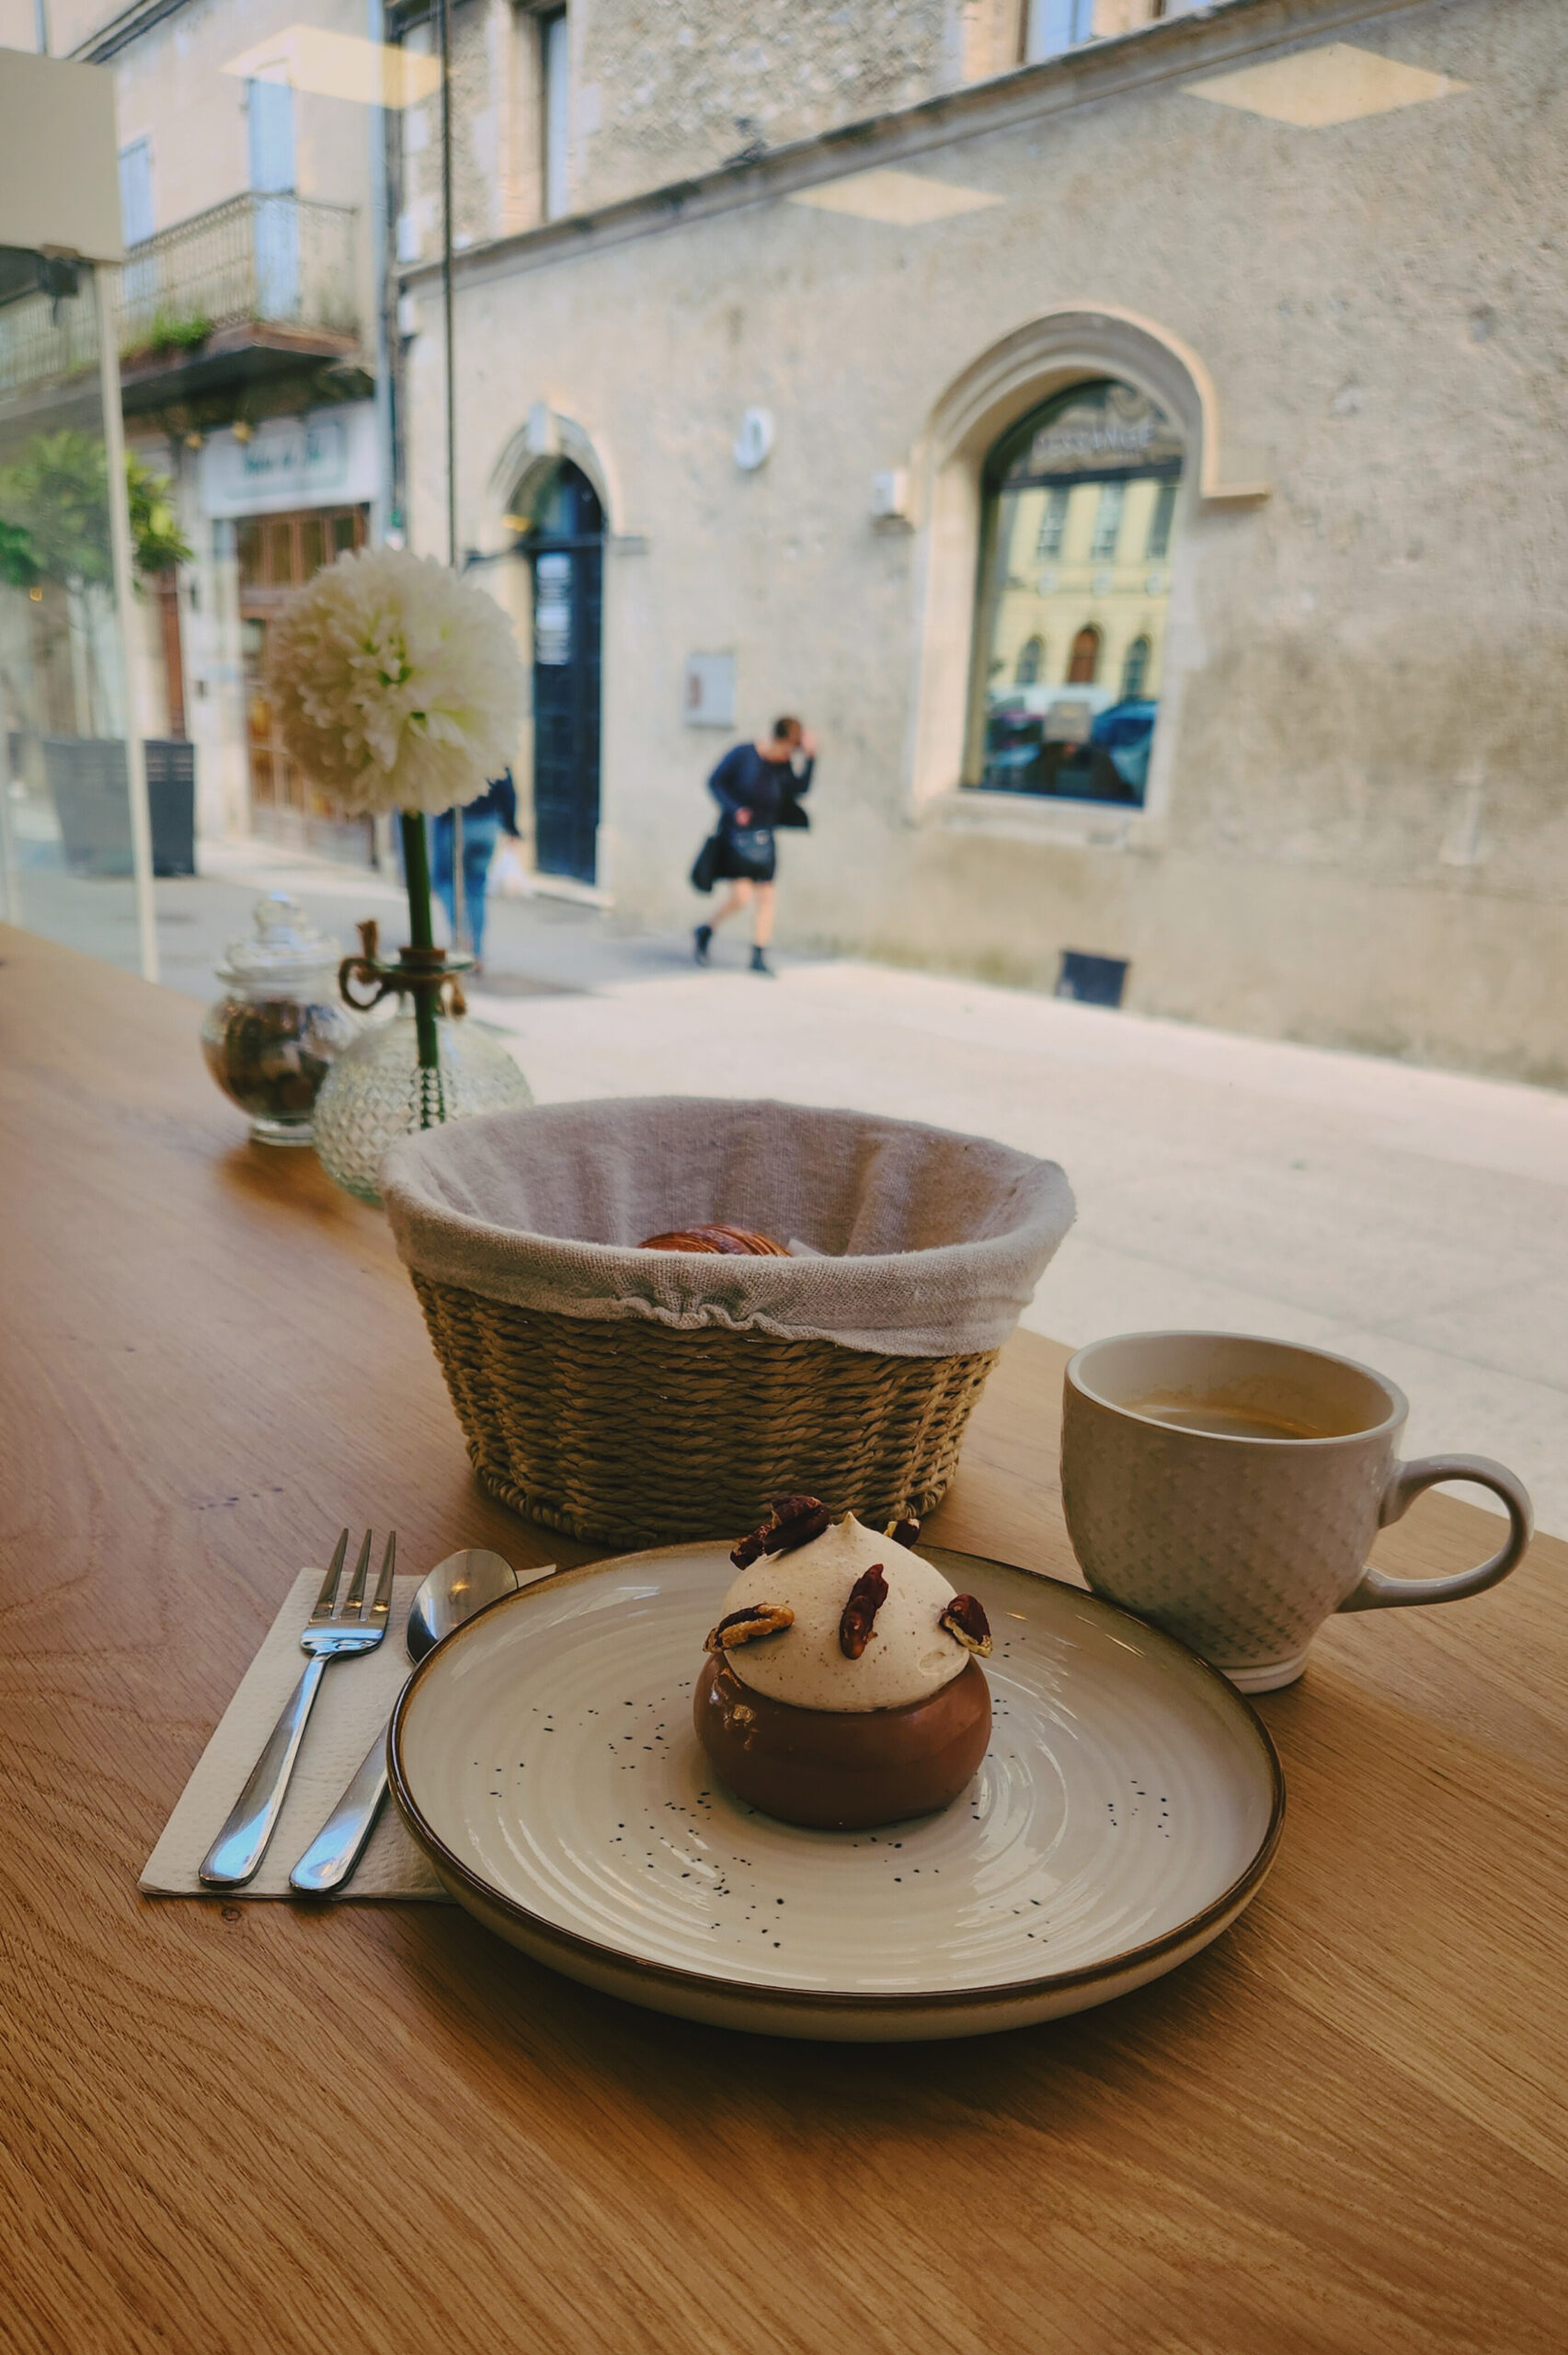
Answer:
[0, 430, 192, 874]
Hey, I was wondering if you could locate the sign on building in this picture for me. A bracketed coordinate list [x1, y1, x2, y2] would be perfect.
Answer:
[200, 402, 380, 518]
[682, 652, 736, 729]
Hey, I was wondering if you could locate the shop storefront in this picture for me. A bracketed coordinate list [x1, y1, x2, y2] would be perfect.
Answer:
[198, 401, 376, 858]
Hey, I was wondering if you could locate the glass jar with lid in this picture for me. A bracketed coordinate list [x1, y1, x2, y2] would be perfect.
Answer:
[200, 894, 359, 1146]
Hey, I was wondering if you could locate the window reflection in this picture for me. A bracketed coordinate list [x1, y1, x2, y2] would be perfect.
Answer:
[971, 379, 1183, 806]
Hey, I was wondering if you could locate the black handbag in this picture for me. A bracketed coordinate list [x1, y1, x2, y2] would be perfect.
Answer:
[774, 792, 810, 831]
[690, 833, 724, 894]
[725, 824, 775, 877]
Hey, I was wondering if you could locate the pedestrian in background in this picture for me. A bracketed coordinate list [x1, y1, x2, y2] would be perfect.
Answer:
[433, 771, 521, 973]
[692, 717, 815, 976]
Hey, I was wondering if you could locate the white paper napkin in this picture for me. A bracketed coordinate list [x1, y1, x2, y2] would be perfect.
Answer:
[142, 1562, 553, 1901]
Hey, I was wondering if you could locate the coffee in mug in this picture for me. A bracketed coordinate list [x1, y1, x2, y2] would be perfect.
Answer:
[1060, 1332, 1533, 1692]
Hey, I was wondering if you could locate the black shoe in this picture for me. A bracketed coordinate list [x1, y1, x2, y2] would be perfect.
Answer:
[750, 947, 773, 976]
[693, 924, 713, 965]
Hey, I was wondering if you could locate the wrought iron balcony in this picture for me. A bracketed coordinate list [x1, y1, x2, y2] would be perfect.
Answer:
[0, 193, 361, 411]
[118, 192, 359, 354]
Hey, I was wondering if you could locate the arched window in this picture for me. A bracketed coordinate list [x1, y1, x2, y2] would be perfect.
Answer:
[1068, 626, 1102, 685]
[971, 378, 1185, 806]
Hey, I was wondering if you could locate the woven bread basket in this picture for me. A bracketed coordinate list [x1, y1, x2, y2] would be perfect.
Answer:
[383, 1097, 1074, 1546]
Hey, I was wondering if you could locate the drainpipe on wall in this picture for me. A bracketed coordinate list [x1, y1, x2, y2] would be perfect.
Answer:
[436, 0, 466, 949]
[367, 0, 394, 550]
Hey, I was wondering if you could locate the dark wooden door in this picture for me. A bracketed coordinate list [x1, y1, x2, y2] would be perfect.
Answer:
[237, 503, 371, 861]
[528, 465, 603, 884]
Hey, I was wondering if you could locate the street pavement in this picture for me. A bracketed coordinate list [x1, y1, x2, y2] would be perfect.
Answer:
[17, 833, 1568, 1534]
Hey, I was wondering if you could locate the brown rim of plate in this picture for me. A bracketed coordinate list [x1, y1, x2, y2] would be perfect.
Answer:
[386, 1542, 1287, 2020]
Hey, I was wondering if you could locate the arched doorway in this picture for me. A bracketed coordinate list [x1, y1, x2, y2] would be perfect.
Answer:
[1068, 626, 1102, 685]
[969, 377, 1185, 804]
[524, 462, 603, 883]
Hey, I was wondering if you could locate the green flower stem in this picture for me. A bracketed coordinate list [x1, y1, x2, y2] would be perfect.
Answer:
[399, 810, 441, 1085]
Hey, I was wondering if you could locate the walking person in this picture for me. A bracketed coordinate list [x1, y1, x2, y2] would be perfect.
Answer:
[431, 771, 521, 973]
[693, 717, 815, 975]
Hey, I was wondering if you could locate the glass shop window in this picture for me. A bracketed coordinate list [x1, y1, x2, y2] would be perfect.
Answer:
[969, 377, 1185, 808]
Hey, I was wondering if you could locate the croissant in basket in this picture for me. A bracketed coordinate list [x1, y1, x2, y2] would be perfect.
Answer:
[638, 1223, 789, 1257]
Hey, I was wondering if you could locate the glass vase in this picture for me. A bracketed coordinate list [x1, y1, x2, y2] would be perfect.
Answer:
[312, 1005, 533, 1204]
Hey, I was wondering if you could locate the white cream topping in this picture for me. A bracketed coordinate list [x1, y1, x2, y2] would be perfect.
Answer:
[718, 1513, 969, 1714]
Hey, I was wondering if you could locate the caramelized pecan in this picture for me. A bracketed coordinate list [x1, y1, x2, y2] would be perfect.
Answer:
[884, 1516, 921, 1549]
[729, 1493, 833, 1568]
[939, 1593, 992, 1658]
[839, 1564, 888, 1660]
[704, 1603, 795, 1654]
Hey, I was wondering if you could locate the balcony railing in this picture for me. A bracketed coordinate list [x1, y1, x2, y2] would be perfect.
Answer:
[0, 194, 360, 401]
[117, 192, 359, 353]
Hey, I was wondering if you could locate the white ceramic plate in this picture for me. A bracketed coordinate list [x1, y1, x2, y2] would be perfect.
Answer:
[389, 1545, 1283, 2041]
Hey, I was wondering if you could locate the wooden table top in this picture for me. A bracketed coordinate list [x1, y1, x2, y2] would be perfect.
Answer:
[3, 921, 1563, 2355]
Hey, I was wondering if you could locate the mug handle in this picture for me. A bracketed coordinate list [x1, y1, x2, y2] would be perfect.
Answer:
[1338, 1454, 1533, 1613]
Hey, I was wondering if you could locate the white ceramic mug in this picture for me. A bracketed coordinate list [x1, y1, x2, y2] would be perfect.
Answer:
[1059, 1332, 1533, 1691]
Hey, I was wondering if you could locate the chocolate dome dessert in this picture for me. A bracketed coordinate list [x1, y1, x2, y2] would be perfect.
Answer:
[693, 1495, 992, 1831]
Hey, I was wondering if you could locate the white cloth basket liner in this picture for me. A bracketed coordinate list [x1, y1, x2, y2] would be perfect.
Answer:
[382, 1097, 1075, 1360]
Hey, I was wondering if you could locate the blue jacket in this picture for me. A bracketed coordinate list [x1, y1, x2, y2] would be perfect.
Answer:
[707, 743, 814, 831]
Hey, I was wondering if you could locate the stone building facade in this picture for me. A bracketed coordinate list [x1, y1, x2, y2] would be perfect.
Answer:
[396, 0, 1564, 1085]
[401, 2, 1180, 264]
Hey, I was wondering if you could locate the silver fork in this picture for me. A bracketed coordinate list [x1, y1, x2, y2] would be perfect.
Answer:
[200, 1529, 396, 1889]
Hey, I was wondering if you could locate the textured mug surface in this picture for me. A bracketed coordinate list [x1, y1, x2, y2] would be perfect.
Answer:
[1060, 1333, 1533, 1691]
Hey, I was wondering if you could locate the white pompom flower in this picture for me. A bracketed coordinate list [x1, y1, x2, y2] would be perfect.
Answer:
[266, 546, 526, 818]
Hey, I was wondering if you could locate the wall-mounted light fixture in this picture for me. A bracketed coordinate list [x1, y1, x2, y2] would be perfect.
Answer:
[734, 408, 773, 471]
[871, 467, 910, 523]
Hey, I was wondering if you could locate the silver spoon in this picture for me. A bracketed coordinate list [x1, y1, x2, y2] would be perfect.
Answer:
[289, 1547, 524, 1895]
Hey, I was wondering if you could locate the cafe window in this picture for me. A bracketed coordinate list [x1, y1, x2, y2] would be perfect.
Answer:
[969, 377, 1185, 807]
